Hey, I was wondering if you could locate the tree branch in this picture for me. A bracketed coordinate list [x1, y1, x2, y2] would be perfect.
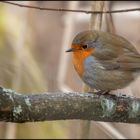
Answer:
[1, 1, 140, 14]
[0, 87, 140, 123]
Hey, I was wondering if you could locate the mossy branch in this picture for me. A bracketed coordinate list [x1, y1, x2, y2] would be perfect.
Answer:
[0, 87, 140, 123]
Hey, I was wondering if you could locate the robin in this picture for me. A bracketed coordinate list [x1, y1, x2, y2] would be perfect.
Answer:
[66, 30, 140, 93]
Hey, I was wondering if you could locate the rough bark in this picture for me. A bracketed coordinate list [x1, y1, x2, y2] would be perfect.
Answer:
[0, 87, 139, 123]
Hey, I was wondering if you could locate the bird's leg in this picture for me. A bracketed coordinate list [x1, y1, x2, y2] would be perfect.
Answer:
[96, 90, 111, 95]
[87, 88, 110, 95]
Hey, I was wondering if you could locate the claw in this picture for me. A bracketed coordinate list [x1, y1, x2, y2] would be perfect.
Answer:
[87, 90, 111, 95]
[96, 90, 110, 95]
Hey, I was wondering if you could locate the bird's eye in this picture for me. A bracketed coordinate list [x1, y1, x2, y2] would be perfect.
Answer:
[82, 44, 88, 49]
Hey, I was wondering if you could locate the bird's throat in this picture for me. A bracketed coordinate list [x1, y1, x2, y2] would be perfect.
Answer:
[73, 49, 94, 77]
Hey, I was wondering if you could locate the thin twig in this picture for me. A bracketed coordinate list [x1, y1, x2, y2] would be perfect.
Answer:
[1, 1, 140, 14]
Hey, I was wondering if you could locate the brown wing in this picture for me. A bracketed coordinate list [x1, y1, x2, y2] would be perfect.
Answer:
[116, 38, 140, 71]
[95, 31, 140, 71]
[97, 51, 140, 71]
[116, 52, 140, 71]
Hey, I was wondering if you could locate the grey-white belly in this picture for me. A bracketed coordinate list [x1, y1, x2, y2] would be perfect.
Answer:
[83, 56, 134, 90]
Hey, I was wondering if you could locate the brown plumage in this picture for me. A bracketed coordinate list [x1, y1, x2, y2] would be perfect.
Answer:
[66, 30, 140, 90]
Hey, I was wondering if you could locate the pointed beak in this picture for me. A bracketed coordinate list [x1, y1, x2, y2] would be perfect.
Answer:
[65, 48, 74, 52]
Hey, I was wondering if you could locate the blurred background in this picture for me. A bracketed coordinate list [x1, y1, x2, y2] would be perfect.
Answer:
[0, 1, 140, 139]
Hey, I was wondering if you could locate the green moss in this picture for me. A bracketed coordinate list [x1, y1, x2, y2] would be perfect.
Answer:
[2, 87, 15, 94]
[13, 105, 22, 118]
[101, 96, 116, 117]
[128, 100, 140, 118]
[25, 97, 31, 106]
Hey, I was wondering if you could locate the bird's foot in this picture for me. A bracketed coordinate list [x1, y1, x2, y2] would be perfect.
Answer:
[88, 90, 111, 95]
[96, 90, 111, 95]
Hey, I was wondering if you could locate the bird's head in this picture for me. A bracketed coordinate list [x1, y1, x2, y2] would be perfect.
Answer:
[66, 30, 98, 58]
[65, 30, 100, 77]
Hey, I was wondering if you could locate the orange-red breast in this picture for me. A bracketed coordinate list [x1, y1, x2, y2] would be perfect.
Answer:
[66, 30, 140, 91]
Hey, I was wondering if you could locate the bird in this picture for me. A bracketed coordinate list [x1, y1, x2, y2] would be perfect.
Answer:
[66, 30, 140, 93]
